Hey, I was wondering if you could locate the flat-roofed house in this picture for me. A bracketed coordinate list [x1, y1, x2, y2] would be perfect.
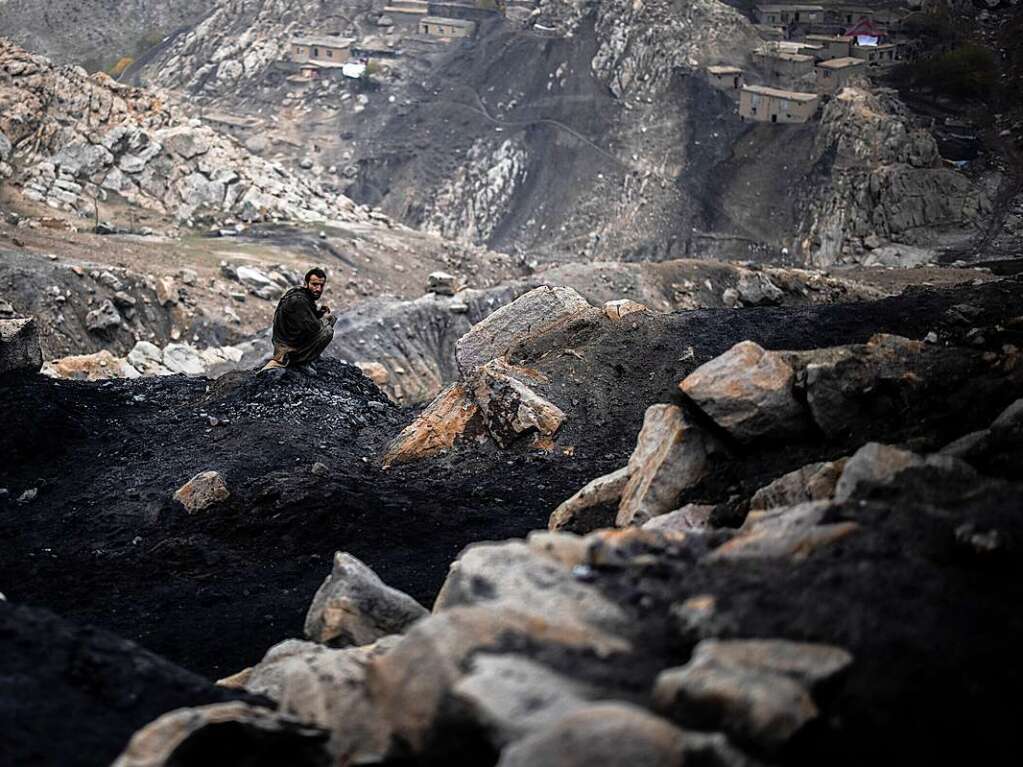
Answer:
[418, 16, 477, 37]
[814, 56, 865, 94]
[851, 41, 897, 66]
[707, 65, 743, 91]
[753, 48, 816, 81]
[383, 0, 429, 29]
[290, 36, 354, 65]
[739, 84, 819, 123]
[755, 4, 826, 26]
[754, 24, 786, 41]
[804, 34, 854, 60]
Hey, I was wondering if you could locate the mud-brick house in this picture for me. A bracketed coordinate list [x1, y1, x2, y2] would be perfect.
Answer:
[706, 66, 743, 91]
[290, 36, 354, 65]
[804, 34, 854, 60]
[418, 16, 477, 37]
[815, 56, 865, 94]
[754, 4, 825, 26]
[739, 85, 819, 123]
[753, 48, 815, 82]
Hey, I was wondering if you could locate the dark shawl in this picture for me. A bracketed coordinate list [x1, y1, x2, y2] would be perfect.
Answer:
[272, 287, 322, 347]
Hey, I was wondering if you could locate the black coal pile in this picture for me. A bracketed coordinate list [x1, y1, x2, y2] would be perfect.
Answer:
[2, 276, 1022, 767]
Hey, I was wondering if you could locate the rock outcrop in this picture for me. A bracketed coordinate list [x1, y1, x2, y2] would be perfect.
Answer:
[800, 87, 990, 265]
[0, 316, 42, 375]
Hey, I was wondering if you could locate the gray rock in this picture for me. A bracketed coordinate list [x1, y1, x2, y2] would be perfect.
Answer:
[749, 458, 848, 511]
[236, 265, 275, 290]
[434, 540, 628, 633]
[172, 470, 230, 513]
[304, 552, 428, 647]
[470, 358, 566, 448]
[52, 142, 113, 176]
[654, 658, 816, 753]
[243, 638, 397, 763]
[617, 404, 717, 527]
[85, 300, 121, 332]
[833, 442, 977, 502]
[452, 654, 594, 747]
[497, 703, 687, 767]
[455, 286, 601, 374]
[155, 126, 211, 159]
[0, 317, 43, 375]
[162, 344, 206, 376]
[688, 638, 853, 690]
[642, 503, 715, 534]
[548, 466, 630, 533]
[0, 130, 11, 162]
[176, 172, 225, 208]
[427, 271, 461, 296]
[736, 271, 784, 306]
[709, 501, 859, 561]
[680, 341, 806, 443]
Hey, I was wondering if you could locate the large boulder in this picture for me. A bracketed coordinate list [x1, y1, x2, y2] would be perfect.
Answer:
[496, 703, 688, 767]
[616, 404, 718, 527]
[243, 639, 397, 763]
[679, 341, 806, 443]
[304, 552, 428, 647]
[111, 702, 330, 767]
[455, 286, 602, 374]
[154, 126, 212, 160]
[43, 350, 140, 381]
[162, 344, 207, 376]
[833, 442, 976, 502]
[0, 317, 42, 375]
[366, 606, 630, 754]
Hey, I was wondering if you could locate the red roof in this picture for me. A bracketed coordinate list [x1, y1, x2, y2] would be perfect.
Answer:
[844, 18, 882, 38]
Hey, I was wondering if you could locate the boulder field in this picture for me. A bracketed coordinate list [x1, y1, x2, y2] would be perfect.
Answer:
[1, 276, 1021, 766]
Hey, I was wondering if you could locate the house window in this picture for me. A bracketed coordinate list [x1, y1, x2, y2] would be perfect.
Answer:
[312, 47, 319, 57]
[326, 49, 332, 58]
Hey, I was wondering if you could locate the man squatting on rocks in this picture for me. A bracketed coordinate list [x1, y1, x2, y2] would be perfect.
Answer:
[261, 268, 337, 373]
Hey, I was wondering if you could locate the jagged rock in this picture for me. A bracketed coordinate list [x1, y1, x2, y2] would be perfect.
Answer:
[304, 552, 428, 647]
[43, 350, 140, 381]
[750, 459, 848, 511]
[162, 344, 206, 376]
[236, 266, 275, 290]
[112, 291, 137, 309]
[455, 286, 602, 374]
[0, 130, 10, 162]
[833, 442, 976, 502]
[680, 341, 805, 443]
[366, 606, 631, 754]
[111, 702, 331, 767]
[687, 639, 853, 690]
[382, 383, 483, 465]
[603, 299, 647, 320]
[0, 317, 43, 375]
[52, 142, 113, 177]
[709, 502, 858, 561]
[355, 361, 390, 387]
[617, 404, 717, 527]
[642, 503, 715, 534]
[127, 341, 168, 375]
[155, 125, 211, 160]
[243, 638, 397, 763]
[173, 470, 230, 513]
[85, 300, 121, 332]
[451, 655, 595, 748]
[154, 276, 178, 307]
[471, 359, 566, 448]
[736, 271, 784, 306]
[548, 466, 630, 533]
[427, 271, 461, 296]
[434, 541, 628, 633]
[497, 703, 688, 767]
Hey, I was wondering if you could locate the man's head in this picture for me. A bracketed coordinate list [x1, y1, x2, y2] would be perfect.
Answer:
[305, 268, 327, 299]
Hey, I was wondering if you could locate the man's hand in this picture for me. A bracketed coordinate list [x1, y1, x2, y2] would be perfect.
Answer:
[317, 305, 330, 317]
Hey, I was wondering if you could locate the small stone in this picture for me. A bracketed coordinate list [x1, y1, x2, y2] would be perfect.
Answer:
[173, 470, 230, 513]
[311, 462, 329, 477]
[17, 488, 38, 503]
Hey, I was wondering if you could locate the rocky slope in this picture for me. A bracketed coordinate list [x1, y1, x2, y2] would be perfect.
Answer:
[0, 0, 215, 72]
[2, 274, 1021, 766]
[0, 37, 369, 226]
